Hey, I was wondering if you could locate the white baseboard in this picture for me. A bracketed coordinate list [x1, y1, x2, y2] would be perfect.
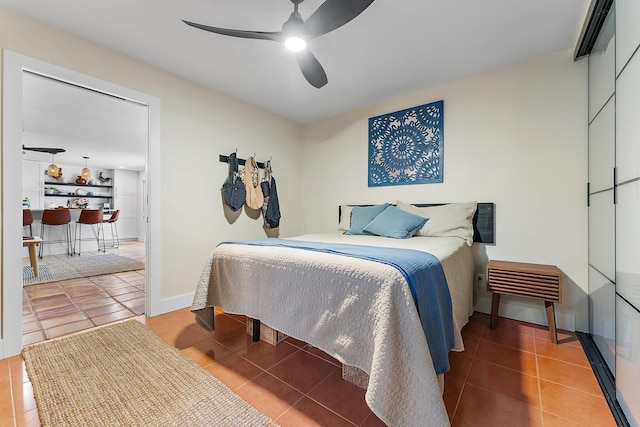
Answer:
[149, 292, 195, 317]
[475, 294, 576, 332]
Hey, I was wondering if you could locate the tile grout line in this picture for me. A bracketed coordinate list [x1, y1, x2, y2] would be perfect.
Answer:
[22, 287, 45, 345]
[534, 330, 544, 426]
[22, 242, 145, 345]
[298, 367, 359, 427]
[238, 341, 356, 425]
[4, 358, 17, 427]
[451, 322, 485, 423]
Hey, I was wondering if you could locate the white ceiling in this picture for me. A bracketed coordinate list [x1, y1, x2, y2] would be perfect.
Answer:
[2, 0, 590, 126]
[20, 72, 148, 171]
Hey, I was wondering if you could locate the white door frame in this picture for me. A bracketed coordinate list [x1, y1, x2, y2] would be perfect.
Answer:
[1, 50, 162, 358]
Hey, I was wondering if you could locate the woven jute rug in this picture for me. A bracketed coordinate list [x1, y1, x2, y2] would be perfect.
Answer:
[22, 320, 279, 427]
[23, 253, 144, 286]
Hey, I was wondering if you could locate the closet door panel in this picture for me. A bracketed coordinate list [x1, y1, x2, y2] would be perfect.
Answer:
[590, 266, 616, 373]
[616, 182, 640, 309]
[589, 7, 615, 122]
[616, 0, 640, 76]
[616, 52, 640, 183]
[616, 296, 640, 426]
[589, 99, 615, 193]
[589, 190, 615, 280]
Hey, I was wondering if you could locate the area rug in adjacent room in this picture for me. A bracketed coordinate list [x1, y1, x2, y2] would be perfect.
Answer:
[23, 253, 145, 286]
[22, 320, 279, 427]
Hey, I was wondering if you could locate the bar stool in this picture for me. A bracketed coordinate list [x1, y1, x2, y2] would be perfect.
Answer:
[39, 208, 72, 258]
[74, 209, 106, 255]
[103, 210, 120, 248]
[23, 208, 33, 237]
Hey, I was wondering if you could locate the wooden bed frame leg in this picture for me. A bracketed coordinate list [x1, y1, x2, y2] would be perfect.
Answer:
[252, 319, 261, 342]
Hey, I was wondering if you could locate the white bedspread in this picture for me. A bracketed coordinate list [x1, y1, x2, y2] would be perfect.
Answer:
[192, 234, 475, 427]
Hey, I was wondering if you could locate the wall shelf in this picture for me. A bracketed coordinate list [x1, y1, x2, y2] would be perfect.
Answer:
[43, 182, 112, 189]
[43, 181, 112, 201]
[44, 194, 112, 199]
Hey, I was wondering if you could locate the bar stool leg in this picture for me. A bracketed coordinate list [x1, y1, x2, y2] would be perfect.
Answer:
[76, 222, 82, 255]
[111, 222, 119, 248]
[93, 223, 106, 252]
[38, 223, 45, 258]
[92, 223, 99, 251]
[100, 223, 106, 252]
[67, 223, 73, 255]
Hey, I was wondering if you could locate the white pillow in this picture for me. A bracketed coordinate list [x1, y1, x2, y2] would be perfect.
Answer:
[396, 201, 478, 245]
[338, 205, 353, 231]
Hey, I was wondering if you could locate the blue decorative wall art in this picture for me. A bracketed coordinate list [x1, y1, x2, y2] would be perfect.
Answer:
[368, 100, 444, 187]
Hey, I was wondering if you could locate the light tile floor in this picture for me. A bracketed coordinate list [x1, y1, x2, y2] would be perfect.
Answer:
[21, 241, 145, 346]
[0, 306, 618, 426]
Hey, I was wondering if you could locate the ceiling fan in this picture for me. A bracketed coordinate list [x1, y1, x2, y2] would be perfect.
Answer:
[183, 0, 375, 88]
[22, 145, 66, 154]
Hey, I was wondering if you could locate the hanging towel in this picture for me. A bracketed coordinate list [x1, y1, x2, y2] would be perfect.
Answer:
[221, 152, 245, 212]
[245, 157, 264, 210]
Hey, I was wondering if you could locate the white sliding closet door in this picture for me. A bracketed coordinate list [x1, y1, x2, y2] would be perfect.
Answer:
[615, 0, 640, 423]
[587, 6, 616, 374]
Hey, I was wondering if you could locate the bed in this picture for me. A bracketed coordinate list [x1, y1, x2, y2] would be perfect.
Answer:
[192, 202, 495, 427]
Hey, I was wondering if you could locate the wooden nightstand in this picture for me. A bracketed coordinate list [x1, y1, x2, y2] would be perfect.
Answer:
[486, 260, 562, 344]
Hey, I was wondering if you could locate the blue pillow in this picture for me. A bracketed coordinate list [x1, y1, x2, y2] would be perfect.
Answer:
[363, 205, 428, 239]
[344, 203, 390, 235]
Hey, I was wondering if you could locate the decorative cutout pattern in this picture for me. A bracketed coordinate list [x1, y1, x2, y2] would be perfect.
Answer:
[368, 100, 444, 186]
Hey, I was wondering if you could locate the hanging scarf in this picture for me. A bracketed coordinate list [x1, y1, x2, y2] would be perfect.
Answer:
[244, 156, 264, 210]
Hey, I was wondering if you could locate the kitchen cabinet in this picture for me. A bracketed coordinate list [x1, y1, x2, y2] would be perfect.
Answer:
[22, 160, 43, 209]
[112, 169, 138, 240]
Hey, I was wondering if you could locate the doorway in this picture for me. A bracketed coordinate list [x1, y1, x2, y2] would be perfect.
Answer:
[2, 51, 162, 358]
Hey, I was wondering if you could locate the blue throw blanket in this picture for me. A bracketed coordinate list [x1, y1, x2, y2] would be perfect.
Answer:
[221, 239, 455, 374]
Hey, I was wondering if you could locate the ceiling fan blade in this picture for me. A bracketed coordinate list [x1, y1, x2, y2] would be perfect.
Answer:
[303, 0, 375, 37]
[182, 20, 284, 42]
[22, 146, 66, 154]
[295, 50, 328, 88]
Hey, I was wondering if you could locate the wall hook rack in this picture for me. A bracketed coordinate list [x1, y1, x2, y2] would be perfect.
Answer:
[219, 154, 266, 169]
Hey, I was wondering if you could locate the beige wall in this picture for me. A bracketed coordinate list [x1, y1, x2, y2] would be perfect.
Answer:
[1, 7, 590, 333]
[0, 7, 304, 309]
[300, 50, 590, 331]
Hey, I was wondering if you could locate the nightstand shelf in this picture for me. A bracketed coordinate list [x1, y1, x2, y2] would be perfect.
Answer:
[486, 260, 562, 344]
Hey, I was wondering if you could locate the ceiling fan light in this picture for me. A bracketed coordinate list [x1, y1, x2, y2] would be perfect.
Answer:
[285, 36, 306, 52]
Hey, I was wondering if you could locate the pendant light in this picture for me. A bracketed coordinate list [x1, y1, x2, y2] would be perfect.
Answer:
[82, 156, 91, 178]
[47, 153, 59, 177]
